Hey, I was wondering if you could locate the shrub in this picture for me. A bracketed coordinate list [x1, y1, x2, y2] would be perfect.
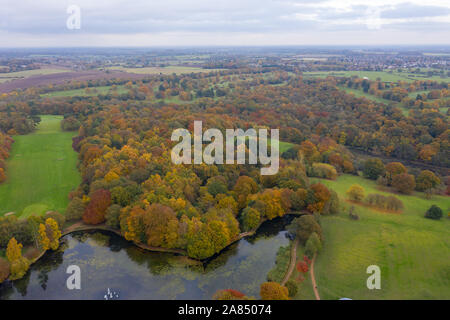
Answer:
[385, 196, 404, 212]
[365, 193, 403, 212]
[285, 280, 298, 297]
[346, 184, 365, 202]
[425, 205, 443, 220]
[349, 206, 359, 220]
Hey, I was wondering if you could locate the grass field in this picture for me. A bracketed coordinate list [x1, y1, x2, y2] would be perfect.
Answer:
[0, 68, 69, 83]
[303, 70, 450, 83]
[0, 115, 80, 217]
[311, 174, 449, 299]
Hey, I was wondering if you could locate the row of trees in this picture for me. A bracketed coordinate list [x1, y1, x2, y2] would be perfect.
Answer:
[0, 132, 13, 183]
[362, 159, 442, 195]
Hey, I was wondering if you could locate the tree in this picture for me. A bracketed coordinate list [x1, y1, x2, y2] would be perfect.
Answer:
[38, 218, 62, 251]
[105, 204, 122, 228]
[290, 188, 308, 211]
[425, 205, 443, 220]
[346, 184, 365, 202]
[416, 170, 440, 192]
[287, 215, 322, 244]
[363, 158, 385, 180]
[206, 176, 228, 197]
[233, 176, 258, 210]
[241, 207, 261, 232]
[305, 232, 321, 258]
[260, 282, 289, 300]
[83, 189, 111, 225]
[385, 162, 407, 184]
[6, 237, 30, 280]
[392, 173, 416, 194]
[66, 197, 86, 221]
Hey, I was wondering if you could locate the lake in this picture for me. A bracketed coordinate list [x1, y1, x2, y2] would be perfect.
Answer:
[0, 216, 292, 300]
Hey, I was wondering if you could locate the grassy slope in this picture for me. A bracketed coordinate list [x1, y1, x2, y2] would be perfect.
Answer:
[0, 115, 80, 217]
[312, 174, 449, 299]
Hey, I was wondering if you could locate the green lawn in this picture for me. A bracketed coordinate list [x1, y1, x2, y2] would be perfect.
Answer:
[0, 115, 80, 217]
[311, 174, 450, 299]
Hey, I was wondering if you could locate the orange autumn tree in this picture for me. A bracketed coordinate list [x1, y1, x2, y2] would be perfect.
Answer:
[83, 189, 111, 225]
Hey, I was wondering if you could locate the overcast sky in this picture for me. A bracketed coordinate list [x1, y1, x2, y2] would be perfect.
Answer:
[0, 0, 449, 47]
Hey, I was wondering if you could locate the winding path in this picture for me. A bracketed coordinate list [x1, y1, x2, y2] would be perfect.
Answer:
[310, 253, 321, 300]
[281, 238, 299, 286]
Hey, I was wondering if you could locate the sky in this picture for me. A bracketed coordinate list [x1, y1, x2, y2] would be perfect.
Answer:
[0, 0, 449, 47]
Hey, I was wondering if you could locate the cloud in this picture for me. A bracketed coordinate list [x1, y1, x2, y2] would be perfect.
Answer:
[0, 0, 449, 46]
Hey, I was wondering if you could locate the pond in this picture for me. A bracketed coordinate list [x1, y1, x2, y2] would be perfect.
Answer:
[0, 216, 292, 300]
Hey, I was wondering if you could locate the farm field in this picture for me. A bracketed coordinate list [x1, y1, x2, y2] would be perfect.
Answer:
[311, 174, 449, 299]
[0, 115, 80, 217]
[0, 68, 69, 83]
[105, 65, 222, 75]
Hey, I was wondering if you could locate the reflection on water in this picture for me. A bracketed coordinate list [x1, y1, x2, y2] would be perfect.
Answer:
[0, 216, 292, 300]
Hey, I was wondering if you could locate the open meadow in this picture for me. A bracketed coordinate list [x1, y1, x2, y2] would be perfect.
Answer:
[0, 115, 80, 217]
[311, 174, 449, 299]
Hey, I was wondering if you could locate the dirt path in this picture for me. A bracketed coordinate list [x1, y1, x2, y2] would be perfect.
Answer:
[281, 238, 299, 286]
[310, 253, 321, 300]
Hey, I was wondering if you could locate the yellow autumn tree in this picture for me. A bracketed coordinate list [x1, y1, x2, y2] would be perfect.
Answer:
[6, 238, 30, 280]
[38, 218, 62, 251]
[38, 224, 51, 250]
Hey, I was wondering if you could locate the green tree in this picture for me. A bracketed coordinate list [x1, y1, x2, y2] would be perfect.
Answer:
[363, 158, 385, 180]
[287, 215, 322, 244]
[305, 232, 322, 258]
[241, 207, 261, 232]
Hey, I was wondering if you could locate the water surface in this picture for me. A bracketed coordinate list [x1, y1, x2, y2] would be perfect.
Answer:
[0, 217, 291, 300]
